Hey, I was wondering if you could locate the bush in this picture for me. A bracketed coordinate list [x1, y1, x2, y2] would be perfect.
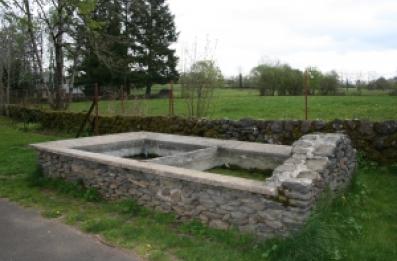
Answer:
[251, 64, 304, 96]
[318, 72, 339, 95]
[180, 60, 224, 118]
[389, 89, 397, 96]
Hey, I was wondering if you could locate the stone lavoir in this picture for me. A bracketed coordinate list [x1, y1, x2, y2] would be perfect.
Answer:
[32, 132, 356, 238]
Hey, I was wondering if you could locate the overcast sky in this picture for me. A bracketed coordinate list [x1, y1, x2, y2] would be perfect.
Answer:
[168, 0, 397, 80]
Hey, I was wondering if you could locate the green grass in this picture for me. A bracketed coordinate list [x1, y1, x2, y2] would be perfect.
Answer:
[0, 116, 396, 260]
[67, 87, 397, 120]
[207, 165, 273, 181]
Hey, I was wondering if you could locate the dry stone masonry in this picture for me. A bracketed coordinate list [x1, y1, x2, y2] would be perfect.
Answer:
[8, 106, 397, 163]
[32, 132, 356, 238]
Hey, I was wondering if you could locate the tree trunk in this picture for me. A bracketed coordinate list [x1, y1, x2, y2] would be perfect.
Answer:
[6, 43, 11, 116]
[0, 64, 4, 115]
[24, 0, 43, 80]
[68, 67, 76, 104]
[53, 3, 65, 110]
[145, 80, 152, 97]
[54, 39, 64, 109]
[23, 0, 53, 105]
[145, 36, 152, 93]
[67, 51, 80, 106]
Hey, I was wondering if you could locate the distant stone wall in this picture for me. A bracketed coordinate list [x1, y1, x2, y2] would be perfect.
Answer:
[7, 106, 397, 163]
[36, 133, 356, 238]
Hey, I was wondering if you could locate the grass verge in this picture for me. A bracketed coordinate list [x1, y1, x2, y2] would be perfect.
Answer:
[0, 116, 396, 260]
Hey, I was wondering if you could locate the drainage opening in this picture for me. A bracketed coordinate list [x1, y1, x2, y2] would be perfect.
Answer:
[123, 153, 161, 160]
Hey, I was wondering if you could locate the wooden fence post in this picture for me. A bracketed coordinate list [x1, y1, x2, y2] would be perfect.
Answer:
[169, 81, 175, 116]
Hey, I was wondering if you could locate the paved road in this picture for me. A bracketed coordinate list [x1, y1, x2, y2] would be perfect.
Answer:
[0, 198, 141, 261]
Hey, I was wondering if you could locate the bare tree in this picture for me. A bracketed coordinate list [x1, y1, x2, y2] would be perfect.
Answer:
[2, 0, 50, 105]
[180, 60, 223, 118]
[0, 20, 17, 115]
[12, 1, 43, 80]
[34, 0, 74, 109]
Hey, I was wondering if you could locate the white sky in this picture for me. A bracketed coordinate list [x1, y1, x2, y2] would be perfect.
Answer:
[169, 0, 397, 80]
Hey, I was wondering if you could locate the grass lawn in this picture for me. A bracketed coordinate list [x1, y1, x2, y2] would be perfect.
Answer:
[0, 116, 397, 260]
[67, 87, 397, 121]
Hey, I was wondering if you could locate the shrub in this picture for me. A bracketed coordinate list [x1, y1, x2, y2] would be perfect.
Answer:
[250, 64, 304, 96]
[180, 60, 224, 118]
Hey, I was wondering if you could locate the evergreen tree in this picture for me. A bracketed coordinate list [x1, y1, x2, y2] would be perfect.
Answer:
[128, 0, 179, 96]
[77, 0, 130, 93]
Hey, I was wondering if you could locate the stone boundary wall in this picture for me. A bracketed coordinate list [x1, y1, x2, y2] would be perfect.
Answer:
[7, 106, 397, 163]
[35, 133, 356, 238]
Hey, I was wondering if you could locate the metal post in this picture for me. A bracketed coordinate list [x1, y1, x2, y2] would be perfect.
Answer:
[304, 70, 309, 120]
[120, 86, 125, 114]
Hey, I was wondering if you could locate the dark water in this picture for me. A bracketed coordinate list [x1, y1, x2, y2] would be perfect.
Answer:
[124, 153, 160, 160]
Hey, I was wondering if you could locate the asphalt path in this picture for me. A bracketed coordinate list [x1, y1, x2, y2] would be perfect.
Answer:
[0, 198, 141, 261]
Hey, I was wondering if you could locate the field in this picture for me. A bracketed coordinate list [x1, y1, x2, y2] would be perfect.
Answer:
[1, 117, 396, 261]
[67, 87, 397, 121]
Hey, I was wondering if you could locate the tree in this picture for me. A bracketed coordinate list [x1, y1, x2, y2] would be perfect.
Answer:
[34, 0, 96, 109]
[0, 9, 39, 110]
[180, 60, 223, 118]
[1, 1, 38, 110]
[307, 67, 322, 95]
[251, 64, 278, 96]
[1, 0, 180, 109]
[77, 0, 131, 94]
[319, 71, 339, 95]
[128, 0, 179, 96]
[4, 1, 45, 91]
[368, 77, 392, 90]
[251, 64, 304, 96]
[282, 66, 303, 95]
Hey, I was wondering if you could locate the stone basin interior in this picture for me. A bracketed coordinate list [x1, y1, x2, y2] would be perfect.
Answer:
[207, 165, 273, 181]
[76, 139, 279, 181]
[77, 139, 206, 158]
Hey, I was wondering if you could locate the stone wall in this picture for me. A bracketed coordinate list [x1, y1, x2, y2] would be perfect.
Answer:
[8, 105, 397, 163]
[36, 133, 356, 238]
[269, 133, 357, 211]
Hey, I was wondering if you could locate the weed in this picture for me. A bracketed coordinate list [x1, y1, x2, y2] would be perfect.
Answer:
[27, 168, 102, 202]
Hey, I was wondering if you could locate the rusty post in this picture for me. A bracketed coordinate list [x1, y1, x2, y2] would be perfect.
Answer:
[120, 86, 125, 114]
[94, 83, 99, 135]
[169, 81, 174, 116]
[304, 70, 309, 121]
